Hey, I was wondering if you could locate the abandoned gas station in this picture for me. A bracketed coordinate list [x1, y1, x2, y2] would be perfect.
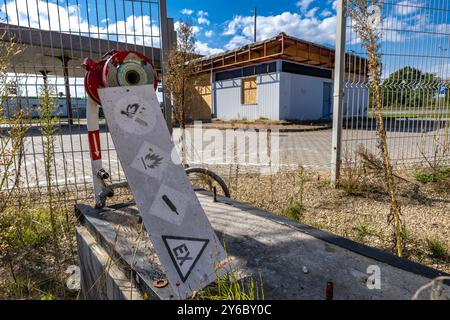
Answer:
[189, 33, 369, 122]
[1, 2, 448, 300]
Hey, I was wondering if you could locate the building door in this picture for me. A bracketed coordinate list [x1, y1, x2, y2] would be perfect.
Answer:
[322, 82, 333, 120]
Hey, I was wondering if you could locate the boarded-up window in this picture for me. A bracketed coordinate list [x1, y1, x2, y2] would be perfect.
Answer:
[241, 77, 257, 105]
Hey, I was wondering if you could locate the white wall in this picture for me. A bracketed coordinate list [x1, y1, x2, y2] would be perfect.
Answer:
[214, 67, 368, 122]
[279, 72, 334, 121]
[215, 72, 280, 121]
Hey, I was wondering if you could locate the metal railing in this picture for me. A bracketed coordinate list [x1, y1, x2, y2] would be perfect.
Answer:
[333, 0, 450, 182]
[0, 0, 164, 201]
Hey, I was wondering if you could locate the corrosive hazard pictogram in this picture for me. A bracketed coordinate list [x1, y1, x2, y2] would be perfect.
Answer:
[162, 236, 209, 283]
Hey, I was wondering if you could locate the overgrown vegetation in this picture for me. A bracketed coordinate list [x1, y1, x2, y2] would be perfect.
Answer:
[426, 239, 448, 260]
[415, 123, 450, 184]
[164, 21, 198, 165]
[0, 35, 76, 299]
[283, 166, 306, 221]
[348, 0, 404, 257]
[218, 165, 449, 274]
[195, 248, 264, 300]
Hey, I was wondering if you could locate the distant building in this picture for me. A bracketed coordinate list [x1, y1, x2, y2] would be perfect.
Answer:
[3, 96, 87, 119]
[189, 33, 368, 122]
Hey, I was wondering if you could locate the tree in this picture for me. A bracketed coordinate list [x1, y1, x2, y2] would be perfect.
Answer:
[382, 66, 441, 108]
[164, 22, 197, 129]
[348, 0, 403, 257]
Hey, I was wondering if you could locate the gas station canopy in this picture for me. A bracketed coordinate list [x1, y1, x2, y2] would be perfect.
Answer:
[0, 23, 162, 78]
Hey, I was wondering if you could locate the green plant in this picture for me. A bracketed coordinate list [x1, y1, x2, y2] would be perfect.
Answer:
[352, 223, 381, 243]
[0, 206, 64, 251]
[38, 84, 65, 294]
[40, 293, 55, 300]
[283, 201, 304, 221]
[426, 239, 447, 259]
[195, 245, 264, 300]
[283, 166, 307, 221]
[414, 166, 450, 184]
[400, 224, 413, 244]
[416, 122, 450, 184]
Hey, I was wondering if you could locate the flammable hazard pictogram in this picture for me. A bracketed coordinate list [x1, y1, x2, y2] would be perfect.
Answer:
[162, 236, 209, 283]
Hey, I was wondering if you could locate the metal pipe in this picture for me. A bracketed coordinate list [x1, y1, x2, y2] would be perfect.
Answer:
[86, 95, 105, 208]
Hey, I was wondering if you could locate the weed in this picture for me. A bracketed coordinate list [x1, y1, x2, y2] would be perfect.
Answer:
[195, 244, 264, 300]
[283, 166, 307, 221]
[416, 122, 450, 185]
[339, 149, 366, 196]
[400, 224, 414, 244]
[426, 239, 447, 259]
[414, 166, 450, 184]
[349, 0, 404, 257]
[352, 223, 381, 243]
[283, 202, 304, 221]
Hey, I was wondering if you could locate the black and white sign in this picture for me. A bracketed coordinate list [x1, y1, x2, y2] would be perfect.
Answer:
[148, 184, 190, 225]
[98, 85, 228, 299]
[113, 95, 155, 135]
[131, 142, 170, 181]
[162, 236, 209, 283]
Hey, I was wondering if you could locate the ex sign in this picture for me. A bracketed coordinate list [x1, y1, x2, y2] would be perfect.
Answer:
[98, 85, 228, 299]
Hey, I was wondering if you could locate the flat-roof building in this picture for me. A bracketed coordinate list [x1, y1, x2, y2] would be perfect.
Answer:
[188, 33, 368, 122]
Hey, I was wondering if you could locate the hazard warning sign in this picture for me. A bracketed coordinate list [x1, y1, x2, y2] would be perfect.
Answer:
[98, 85, 229, 299]
[162, 236, 209, 283]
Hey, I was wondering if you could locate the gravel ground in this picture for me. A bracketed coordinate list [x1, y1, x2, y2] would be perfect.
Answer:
[193, 166, 450, 274]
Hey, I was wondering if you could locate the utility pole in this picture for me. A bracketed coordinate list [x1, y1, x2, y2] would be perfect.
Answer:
[254, 7, 257, 42]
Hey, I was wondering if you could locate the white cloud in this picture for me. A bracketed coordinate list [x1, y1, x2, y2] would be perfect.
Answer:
[223, 12, 336, 49]
[197, 10, 210, 25]
[296, 0, 314, 12]
[195, 41, 223, 56]
[1, 0, 161, 47]
[395, 1, 421, 16]
[181, 8, 194, 15]
[174, 21, 200, 35]
[320, 9, 332, 18]
[205, 30, 214, 37]
[198, 17, 210, 25]
[224, 35, 250, 50]
[332, 0, 337, 10]
[305, 7, 319, 18]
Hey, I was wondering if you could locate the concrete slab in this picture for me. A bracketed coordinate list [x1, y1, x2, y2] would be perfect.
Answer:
[76, 191, 449, 300]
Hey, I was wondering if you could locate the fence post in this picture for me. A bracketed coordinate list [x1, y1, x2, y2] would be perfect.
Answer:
[331, 0, 346, 187]
[159, 0, 173, 134]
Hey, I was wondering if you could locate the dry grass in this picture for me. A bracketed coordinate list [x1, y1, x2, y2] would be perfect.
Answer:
[0, 192, 79, 300]
[221, 168, 449, 273]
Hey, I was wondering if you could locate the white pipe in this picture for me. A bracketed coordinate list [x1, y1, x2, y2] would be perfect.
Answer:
[86, 95, 106, 208]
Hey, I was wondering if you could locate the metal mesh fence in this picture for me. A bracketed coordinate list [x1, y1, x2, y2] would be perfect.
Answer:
[0, 0, 162, 201]
[2, 0, 449, 202]
[342, 0, 450, 169]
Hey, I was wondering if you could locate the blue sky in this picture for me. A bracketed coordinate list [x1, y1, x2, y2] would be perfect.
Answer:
[1, 0, 449, 85]
[167, 0, 338, 55]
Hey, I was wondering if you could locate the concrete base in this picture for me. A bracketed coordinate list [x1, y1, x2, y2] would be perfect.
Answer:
[76, 191, 449, 300]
